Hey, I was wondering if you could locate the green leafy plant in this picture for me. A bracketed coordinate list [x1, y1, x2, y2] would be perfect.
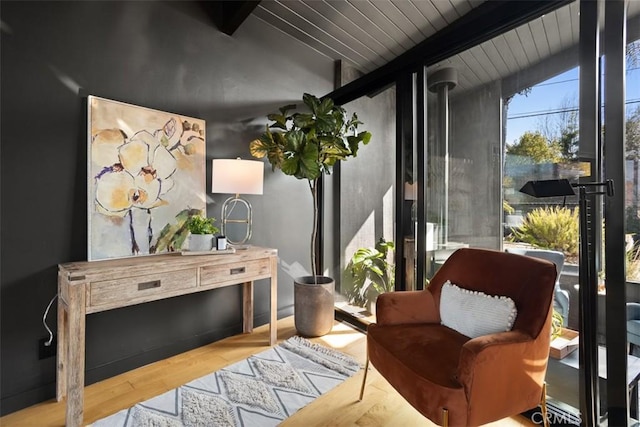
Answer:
[503, 200, 515, 215]
[511, 206, 579, 256]
[346, 238, 395, 307]
[551, 309, 564, 340]
[186, 214, 219, 235]
[250, 93, 371, 278]
[627, 245, 640, 282]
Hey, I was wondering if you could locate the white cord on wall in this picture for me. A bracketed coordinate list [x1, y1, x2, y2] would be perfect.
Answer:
[43, 294, 58, 346]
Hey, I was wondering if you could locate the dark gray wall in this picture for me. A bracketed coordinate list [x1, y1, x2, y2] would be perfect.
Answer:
[0, 0, 333, 414]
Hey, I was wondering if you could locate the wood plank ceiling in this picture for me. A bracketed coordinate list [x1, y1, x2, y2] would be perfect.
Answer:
[254, 0, 484, 74]
[252, 0, 640, 96]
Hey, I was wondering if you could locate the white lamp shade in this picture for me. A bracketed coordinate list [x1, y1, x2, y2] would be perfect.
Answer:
[211, 158, 264, 195]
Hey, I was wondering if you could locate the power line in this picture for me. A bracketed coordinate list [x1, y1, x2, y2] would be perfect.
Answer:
[531, 66, 640, 88]
[508, 99, 640, 120]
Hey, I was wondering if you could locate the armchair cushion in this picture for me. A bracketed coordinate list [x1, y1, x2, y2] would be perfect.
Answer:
[440, 281, 518, 338]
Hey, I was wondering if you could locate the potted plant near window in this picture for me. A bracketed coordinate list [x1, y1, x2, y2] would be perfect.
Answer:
[250, 93, 371, 337]
[347, 238, 395, 315]
[186, 214, 219, 252]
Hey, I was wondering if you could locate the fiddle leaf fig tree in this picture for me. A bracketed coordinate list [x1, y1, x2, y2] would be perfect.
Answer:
[250, 93, 371, 278]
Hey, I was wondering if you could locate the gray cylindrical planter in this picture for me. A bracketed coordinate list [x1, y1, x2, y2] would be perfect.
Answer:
[294, 276, 335, 337]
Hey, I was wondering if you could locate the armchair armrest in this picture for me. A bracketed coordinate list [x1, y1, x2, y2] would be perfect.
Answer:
[375, 290, 440, 326]
[460, 330, 533, 360]
[457, 330, 548, 423]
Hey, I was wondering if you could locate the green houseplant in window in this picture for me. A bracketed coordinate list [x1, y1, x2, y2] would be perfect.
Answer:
[346, 238, 395, 314]
[250, 93, 371, 337]
[186, 214, 219, 252]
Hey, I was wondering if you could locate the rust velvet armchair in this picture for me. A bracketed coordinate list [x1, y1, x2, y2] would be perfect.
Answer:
[359, 248, 557, 426]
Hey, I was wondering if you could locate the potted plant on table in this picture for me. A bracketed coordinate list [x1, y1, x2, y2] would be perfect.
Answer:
[186, 214, 219, 252]
[250, 93, 371, 337]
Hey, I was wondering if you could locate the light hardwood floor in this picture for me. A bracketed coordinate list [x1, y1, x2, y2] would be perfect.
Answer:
[1, 316, 536, 426]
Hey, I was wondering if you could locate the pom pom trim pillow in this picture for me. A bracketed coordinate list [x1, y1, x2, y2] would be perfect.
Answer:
[439, 280, 518, 339]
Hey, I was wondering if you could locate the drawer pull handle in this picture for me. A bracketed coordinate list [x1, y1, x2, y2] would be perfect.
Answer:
[138, 280, 161, 291]
[230, 267, 246, 275]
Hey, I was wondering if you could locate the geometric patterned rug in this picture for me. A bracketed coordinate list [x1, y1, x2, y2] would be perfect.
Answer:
[90, 336, 361, 427]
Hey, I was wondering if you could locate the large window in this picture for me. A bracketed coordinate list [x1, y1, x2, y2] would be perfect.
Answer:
[503, 68, 585, 330]
[328, 0, 639, 422]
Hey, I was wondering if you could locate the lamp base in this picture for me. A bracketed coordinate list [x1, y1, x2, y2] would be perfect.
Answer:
[221, 196, 253, 245]
[230, 244, 251, 250]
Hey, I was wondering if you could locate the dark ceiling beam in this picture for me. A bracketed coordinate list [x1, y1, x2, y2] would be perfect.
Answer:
[327, 0, 571, 105]
[201, 1, 261, 36]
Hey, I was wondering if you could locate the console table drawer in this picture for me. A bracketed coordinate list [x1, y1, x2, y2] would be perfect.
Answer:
[90, 269, 197, 308]
[200, 259, 270, 287]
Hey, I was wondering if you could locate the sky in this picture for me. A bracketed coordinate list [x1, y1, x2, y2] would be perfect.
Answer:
[506, 64, 640, 146]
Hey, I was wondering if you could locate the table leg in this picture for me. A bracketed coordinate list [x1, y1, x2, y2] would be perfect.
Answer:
[56, 277, 67, 402]
[65, 284, 86, 427]
[270, 255, 278, 346]
[243, 281, 254, 334]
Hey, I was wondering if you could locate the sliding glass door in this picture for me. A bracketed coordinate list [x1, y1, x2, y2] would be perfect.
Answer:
[400, 1, 632, 424]
[401, 1, 638, 424]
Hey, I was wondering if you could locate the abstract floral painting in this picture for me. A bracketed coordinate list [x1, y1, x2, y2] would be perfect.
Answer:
[88, 96, 206, 261]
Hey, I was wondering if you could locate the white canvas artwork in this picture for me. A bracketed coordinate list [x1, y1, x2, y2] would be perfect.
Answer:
[88, 96, 206, 261]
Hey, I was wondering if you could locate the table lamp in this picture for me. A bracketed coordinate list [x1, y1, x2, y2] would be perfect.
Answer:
[211, 158, 264, 246]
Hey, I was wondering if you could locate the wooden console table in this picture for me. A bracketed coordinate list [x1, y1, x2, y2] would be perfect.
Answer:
[56, 246, 278, 427]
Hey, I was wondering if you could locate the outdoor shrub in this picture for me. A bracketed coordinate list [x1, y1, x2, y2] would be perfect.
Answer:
[503, 200, 515, 215]
[628, 246, 640, 282]
[512, 206, 579, 256]
[551, 309, 564, 340]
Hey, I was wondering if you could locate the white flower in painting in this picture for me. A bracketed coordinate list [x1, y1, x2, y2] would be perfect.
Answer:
[91, 128, 127, 166]
[91, 116, 202, 256]
[94, 130, 176, 216]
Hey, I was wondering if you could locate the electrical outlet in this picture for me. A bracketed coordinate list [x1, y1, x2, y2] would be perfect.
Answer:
[39, 337, 56, 360]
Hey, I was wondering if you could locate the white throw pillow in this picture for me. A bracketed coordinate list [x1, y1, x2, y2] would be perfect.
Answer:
[439, 280, 518, 339]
